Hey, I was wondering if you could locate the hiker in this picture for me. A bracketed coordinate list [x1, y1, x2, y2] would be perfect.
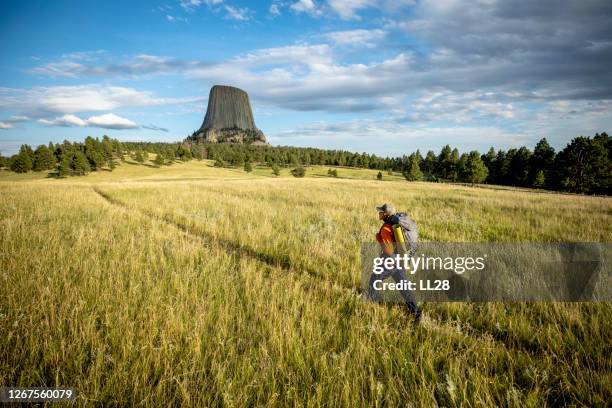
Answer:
[368, 203, 422, 323]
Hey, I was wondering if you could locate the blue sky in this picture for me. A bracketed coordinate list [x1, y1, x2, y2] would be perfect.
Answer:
[1, 0, 611, 156]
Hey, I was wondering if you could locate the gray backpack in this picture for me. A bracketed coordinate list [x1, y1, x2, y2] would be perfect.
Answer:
[389, 212, 418, 255]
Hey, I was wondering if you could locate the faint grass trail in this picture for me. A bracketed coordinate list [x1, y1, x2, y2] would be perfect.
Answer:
[90, 185, 532, 357]
[92, 186, 355, 296]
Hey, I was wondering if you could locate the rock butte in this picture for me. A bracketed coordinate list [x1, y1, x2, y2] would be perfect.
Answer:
[187, 85, 268, 145]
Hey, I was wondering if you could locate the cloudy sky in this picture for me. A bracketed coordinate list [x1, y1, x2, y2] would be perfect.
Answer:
[1, 0, 611, 156]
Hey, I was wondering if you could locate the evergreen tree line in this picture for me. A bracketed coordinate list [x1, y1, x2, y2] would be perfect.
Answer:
[2, 136, 123, 176]
[1, 132, 609, 194]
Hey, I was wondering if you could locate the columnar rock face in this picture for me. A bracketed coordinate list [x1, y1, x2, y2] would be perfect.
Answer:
[188, 85, 267, 145]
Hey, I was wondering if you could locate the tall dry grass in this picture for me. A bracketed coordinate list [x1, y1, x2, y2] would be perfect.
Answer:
[1, 163, 611, 406]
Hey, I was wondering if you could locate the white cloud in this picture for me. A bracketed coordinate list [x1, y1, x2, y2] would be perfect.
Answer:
[269, 118, 531, 156]
[327, 0, 372, 20]
[86, 113, 138, 129]
[38, 113, 138, 129]
[38, 114, 87, 127]
[224, 5, 250, 20]
[233, 44, 333, 67]
[290, 0, 321, 16]
[269, 3, 281, 16]
[322, 29, 386, 47]
[29, 53, 206, 78]
[179, 0, 223, 11]
[0, 85, 201, 115]
[0, 115, 30, 130]
[166, 14, 188, 22]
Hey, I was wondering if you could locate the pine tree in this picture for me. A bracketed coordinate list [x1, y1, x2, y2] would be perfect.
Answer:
[33, 145, 56, 171]
[423, 150, 437, 176]
[463, 151, 489, 184]
[291, 166, 305, 177]
[154, 152, 164, 167]
[134, 150, 144, 163]
[272, 164, 280, 176]
[10, 151, 33, 173]
[58, 154, 72, 177]
[244, 161, 253, 173]
[403, 156, 423, 181]
[377, 171, 383, 180]
[533, 170, 545, 188]
[530, 138, 555, 187]
[72, 151, 91, 175]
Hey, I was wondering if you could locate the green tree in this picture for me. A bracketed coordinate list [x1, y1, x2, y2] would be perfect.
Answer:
[214, 158, 225, 167]
[192, 146, 203, 160]
[134, 150, 145, 163]
[327, 168, 338, 177]
[87, 149, 106, 170]
[10, 151, 33, 173]
[244, 161, 253, 173]
[457, 153, 469, 181]
[403, 156, 423, 181]
[58, 153, 72, 177]
[272, 164, 280, 176]
[463, 151, 489, 184]
[423, 150, 437, 177]
[533, 170, 545, 188]
[554, 135, 611, 194]
[33, 145, 56, 171]
[72, 151, 91, 175]
[530, 138, 555, 187]
[437, 145, 452, 179]
[377, 171, 383, 180]
[154, 152, 164, 167]
[508, 147, 531, 186]
[291, 166, 305, 178]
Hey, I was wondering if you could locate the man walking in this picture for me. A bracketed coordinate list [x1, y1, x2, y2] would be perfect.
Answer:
[369, 203, 422, 323]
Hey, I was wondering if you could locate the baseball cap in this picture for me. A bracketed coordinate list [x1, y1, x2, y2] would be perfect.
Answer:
[376, 203, 396, 214]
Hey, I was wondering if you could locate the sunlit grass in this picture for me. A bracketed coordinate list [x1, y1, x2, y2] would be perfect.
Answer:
[1, 160, 611, 406]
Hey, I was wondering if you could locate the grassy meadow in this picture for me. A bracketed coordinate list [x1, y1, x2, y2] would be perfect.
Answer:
[1, 159, 611, 406]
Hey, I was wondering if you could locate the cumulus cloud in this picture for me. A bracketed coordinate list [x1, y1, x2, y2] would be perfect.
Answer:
[269, 3, 281, 16]
[19, 0, 612, 134]
[285, 0, 412, 20]
[179, 0, 223, 11]
[38, 113, 138, 129]
[394, 0, 612, 98]
[224, 5, 251, 20]
[0, 85, 201, 115]
[322, 29, 386, 47]
[290, 0, 321, 16]
[177, 0, 252, 21]
[0, 115, 30, 129]
[29, 54, 209, 78]
[269, 118, 532, 156]
[327, 0, 372, 20]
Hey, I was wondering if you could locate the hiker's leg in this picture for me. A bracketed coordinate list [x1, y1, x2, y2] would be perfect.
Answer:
[367, 268, 393, 302]
[390, 268, 420, 315]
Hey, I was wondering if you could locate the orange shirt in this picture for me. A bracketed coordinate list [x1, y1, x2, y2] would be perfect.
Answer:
[376, 223, 395, 256]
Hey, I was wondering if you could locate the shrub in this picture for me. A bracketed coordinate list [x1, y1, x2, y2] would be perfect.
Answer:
[291, 166, 305, 178]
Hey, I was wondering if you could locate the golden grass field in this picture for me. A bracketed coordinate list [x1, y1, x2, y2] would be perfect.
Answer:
[1, 159, 611, 406]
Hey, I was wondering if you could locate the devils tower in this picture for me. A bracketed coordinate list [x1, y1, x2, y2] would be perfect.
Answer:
[187, 85, 267, 145]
